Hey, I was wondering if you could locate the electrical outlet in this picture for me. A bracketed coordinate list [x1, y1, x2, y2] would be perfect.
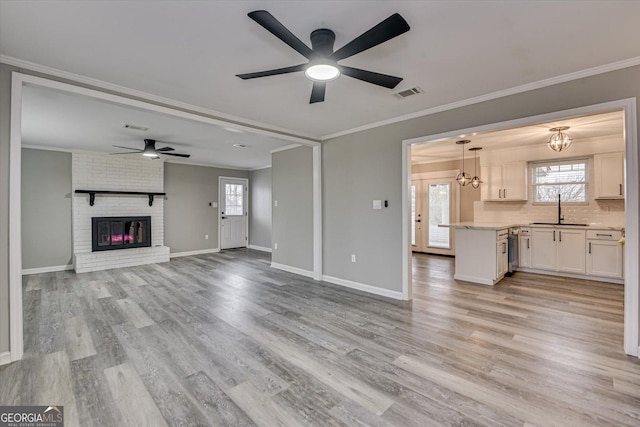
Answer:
[274, 200, 278, 207]
[274, 243, 278, 250]
[351, 254, 356, 263]
[205, 234, 209, 240]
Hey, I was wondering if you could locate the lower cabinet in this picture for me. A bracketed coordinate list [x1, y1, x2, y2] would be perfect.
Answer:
[519, 228, 532, 268]
[531, 228, 557, 271]
[526, 227, 622, 281]
[586, 230, 624, 279]
[557, 229, 586, 274]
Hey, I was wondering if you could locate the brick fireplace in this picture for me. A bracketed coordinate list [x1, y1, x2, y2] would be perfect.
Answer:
[72, 152, 170, 273]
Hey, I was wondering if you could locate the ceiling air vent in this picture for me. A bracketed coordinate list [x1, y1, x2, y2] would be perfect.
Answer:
[393, 87, 423, 99]
[122, 124, 149, 131]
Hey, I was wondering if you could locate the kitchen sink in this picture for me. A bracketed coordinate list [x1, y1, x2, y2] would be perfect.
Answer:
[529, 222, 589, 226]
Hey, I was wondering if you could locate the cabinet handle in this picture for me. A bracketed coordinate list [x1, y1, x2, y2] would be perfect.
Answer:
[596, 233, 612, 237]
[553, 230, 556, 242]
[527, 238, 530, 249]
[498, 189, 502, 198]
[589, 242, 592, 254]
[559, 230, 562, 242]
[504, 188, 507, 198]
[620, 184, 623, 196]
[502, 242, 506, 254]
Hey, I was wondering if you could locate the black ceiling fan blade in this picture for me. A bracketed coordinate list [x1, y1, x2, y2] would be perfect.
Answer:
[248, 10, 314, 59]
[330, 13, 410, 61]
[310, 82, 326, 104]
[340, 66, 403, 89]
[236, 64, 307, 80]
[160, 152, 191, 158]
[112, 145, 141, 151]
[156, 147, 175, 152]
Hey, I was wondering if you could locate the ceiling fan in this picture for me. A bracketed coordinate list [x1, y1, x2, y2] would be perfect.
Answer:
[236, 10, 410, 103]
[110, 139, 191, 158]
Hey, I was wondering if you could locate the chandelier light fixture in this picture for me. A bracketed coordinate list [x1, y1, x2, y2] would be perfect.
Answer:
[469, 147, 483, 189]
[456, 140, 471, 186]
[547, 126, 572, 152]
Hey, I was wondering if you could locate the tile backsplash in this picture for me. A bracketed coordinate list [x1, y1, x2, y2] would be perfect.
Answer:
[473, 199, 625, 226]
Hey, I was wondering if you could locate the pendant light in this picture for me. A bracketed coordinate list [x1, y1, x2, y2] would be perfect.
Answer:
[547, 126, 572, 152]
[456, 140, 471, 186]
[469, 147, 483, 189]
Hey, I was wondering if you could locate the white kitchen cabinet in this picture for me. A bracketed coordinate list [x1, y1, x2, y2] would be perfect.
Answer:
[531, 228, 557, 271]
[519, 228, 532, 268]
[481, 162, 527, 201]
[586, 230, 623, 279]
[452, 227, 510, 285]
[594, 152, 624, 199]
[557, 229, 586, 274]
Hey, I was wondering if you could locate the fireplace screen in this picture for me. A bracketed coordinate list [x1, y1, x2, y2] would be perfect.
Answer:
[92, 216, 151, 251]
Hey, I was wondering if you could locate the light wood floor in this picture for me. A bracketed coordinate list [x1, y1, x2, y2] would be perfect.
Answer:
[1, 250, 639, 426]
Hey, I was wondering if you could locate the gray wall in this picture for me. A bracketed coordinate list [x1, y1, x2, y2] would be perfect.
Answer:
[22, 148, 72, 269]
[164, 162, 248, 253]
[323, 65, 640, 294]
[413, 159, 479, 222]
[272, 147, 313, 271]
[249, 167, 272, 249]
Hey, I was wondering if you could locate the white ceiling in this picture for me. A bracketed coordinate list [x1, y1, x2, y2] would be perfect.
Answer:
[411, 110, 624, 164]
[2, 1, 640, 139]
[21, 84, 294, 169]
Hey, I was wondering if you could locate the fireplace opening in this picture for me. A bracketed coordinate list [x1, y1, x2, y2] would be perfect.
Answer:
[92, 216, 151, 252]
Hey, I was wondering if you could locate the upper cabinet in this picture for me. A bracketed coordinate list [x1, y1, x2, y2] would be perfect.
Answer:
[480, 162, 528, 201]
[594, 152, 624, 199]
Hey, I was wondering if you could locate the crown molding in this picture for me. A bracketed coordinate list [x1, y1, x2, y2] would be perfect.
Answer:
[270, 143, 302, 153]
[0, 55, 320, 142]
[249, 164, 272, 171]
[321, 56, 640, 140]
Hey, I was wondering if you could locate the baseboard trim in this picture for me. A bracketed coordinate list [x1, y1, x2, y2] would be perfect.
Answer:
[515, 267, 624, 284]
[170, 248, 220, 258]
[453, 274, 496, 286]
[248, 245, 272, 253]
[322, 275, 405, 300]
[0, 351, 11, 366]
[270, 262, 313, 278]
[22, 264, 73, 275]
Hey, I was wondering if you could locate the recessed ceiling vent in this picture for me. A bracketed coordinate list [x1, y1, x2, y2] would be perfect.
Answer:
[122, 124, 149, 131]
[393, 87, 423, 99]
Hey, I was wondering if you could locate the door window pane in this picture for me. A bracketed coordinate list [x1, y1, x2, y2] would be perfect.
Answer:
[225, 183, 244, 215]
[411, 185, 416, 246]
[428, 183, 450, 248]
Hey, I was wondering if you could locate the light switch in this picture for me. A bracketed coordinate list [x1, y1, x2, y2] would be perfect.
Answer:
[373, 200, 382, 210]
[210, 201, 218, 208]
[274, 200, 278, 207]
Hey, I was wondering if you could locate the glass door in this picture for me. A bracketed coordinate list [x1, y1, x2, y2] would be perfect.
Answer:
[412, 179, 456, 255]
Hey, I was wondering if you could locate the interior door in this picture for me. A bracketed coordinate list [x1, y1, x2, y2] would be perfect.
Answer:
[412, 179, 456, 255]
[220, 177, 248, 249]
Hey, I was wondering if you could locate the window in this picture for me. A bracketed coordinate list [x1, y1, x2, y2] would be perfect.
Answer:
[225, 183, 244, 215]
[532, 159, 588, 203]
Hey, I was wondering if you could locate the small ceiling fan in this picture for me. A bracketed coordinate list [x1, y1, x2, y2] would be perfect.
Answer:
[236, 10, 410, 103]
[110, 139, 191, 158]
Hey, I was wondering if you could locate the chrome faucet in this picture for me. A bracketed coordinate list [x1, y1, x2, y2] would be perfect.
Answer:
[557, 194, 564, 224]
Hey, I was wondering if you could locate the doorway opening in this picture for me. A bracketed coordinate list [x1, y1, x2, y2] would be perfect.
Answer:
[402, 100, 638, 357]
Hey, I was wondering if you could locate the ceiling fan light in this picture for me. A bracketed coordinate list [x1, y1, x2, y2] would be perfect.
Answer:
[142, 151, 158, 158]
[305, 64, 340, 82]
[547, 126, 572, 152]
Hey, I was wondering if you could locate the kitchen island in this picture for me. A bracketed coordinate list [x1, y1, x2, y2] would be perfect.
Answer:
[441, 222, 624, 285]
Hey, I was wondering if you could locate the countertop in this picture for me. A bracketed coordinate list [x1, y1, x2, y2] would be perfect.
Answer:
[440, 222, 625, 231]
